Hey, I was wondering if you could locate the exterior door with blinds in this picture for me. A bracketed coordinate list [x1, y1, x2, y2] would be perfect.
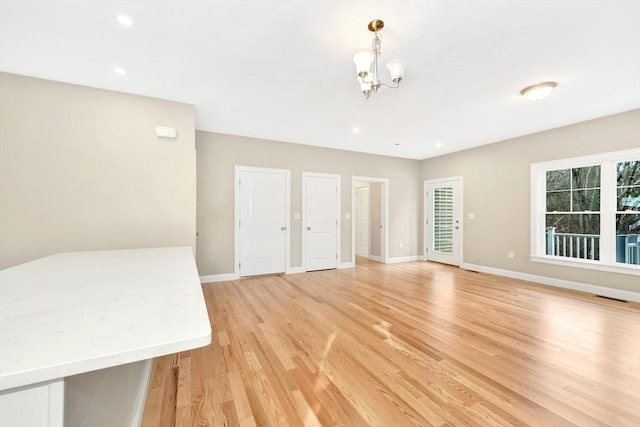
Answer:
[425, 178, 462, 266]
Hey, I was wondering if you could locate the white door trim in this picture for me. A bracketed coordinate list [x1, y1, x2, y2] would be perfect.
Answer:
[351, 176, 389, 266]
[234, 165, 291, 277]
[424, 175, 464, 265]
[302, 172, 341, 272]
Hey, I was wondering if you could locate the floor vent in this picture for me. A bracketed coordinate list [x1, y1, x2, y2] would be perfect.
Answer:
[595, 295, 628, 303]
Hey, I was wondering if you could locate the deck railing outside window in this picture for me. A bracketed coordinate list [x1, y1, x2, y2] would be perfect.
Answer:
[545, 227, 639, 264]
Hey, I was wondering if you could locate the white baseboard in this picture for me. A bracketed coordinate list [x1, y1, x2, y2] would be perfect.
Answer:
[387, 256, 421, 264]
[368, 255, 382, 262]
[287, 267, 305, 274]
[339, 262, 354, 269]
[461, 263, 640, 302]
[200, 273, 238, 284]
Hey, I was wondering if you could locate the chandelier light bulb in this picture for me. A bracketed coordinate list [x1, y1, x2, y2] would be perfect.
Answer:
[386, 59, 405, 83]
[353, 51, 374, 79]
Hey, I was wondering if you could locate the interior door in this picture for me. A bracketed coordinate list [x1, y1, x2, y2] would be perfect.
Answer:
[355, 185, 369, 255]
[304, 173, 339, 271]
[426, 178, 462, 266]
[239, 169, 287, 276]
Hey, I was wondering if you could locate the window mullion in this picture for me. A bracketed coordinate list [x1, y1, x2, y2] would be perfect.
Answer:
[599, 161, 615, 264]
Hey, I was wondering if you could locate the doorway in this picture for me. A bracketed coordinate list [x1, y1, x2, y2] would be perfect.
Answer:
[303, 172, 340, 271]
[424, 176, 463, 266]
[355, 183, 369, 256]
[235, 166, 291, 277]
[352, 176, 388, 264]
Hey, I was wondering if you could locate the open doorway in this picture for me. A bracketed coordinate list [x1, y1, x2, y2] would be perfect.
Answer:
[352, 176, 388, 265]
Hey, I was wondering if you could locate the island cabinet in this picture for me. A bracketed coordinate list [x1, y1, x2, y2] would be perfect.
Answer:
[0, 247, 212, 427]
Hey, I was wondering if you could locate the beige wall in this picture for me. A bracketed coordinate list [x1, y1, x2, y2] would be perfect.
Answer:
[3, 72, 635, 293]
[421, 109, 640, 293]
[0, 73, 196, 269]
[196, 131, 421, 276]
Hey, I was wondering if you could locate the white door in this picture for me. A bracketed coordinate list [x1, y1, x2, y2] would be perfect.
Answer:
[425, 178, 463, 266]
[239, 168, 288, 276]
[304, 173, 339, 271]
[355, 186, 369, 255]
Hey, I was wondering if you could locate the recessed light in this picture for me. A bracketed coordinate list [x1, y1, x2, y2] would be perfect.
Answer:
[521, 81, 557, 101]
[434, 141, 443, 148]
[113, 67, 127, 75]
[351, 127, 360, 134]
[394, 143, 400, 146]
[117, 15, 133, 26]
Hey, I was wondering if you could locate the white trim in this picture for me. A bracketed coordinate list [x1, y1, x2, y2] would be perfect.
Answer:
[234, 166, 292, 278]
[461, 262, 640, 302]
[368, 255, 382, 262]
[531, 255, 640, 275]
[200, 273, 238, 283]
[338, 262, 355, 269]
[387, 256, 421, 264]
[352, 176, 389, 266]
[302, 172, 341, 272]
[287, 267, 305, 274]
[131, 359, 153, 427]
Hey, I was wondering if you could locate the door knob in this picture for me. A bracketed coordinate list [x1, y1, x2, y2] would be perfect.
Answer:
[455, 226, 459, 229]
[281, 226, 286, 231]
[307, 226, 311, 230]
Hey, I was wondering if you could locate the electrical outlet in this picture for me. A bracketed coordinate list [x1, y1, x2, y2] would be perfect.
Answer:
[508, 251, 514, 259]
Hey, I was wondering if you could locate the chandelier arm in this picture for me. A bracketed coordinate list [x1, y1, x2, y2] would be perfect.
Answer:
[379, 81, 400, 89]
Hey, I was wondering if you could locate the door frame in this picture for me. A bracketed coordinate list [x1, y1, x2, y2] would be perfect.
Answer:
[234, 165, 291, 277]
[424, 176, 464, 265]
[352, 176, 389, 265]
[302, 172, 341, 272]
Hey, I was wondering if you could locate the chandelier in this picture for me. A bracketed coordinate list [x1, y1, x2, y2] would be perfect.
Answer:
[353, 19, 405, 99]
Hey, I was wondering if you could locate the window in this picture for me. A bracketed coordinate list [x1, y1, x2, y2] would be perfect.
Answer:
[433, 187, 454, 253]
[531, 148, 640, 275]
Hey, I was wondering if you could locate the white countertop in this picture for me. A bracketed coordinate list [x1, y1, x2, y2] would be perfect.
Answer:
[0, 247, 211, 391]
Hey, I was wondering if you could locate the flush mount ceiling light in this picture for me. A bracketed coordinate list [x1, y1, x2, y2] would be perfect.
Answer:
[113, 67, 127, 75]
[520, 81, 557, 101]
[353, 19, 404, 99]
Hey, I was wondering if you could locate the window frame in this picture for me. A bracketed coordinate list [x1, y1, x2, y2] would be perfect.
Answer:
[530, 148, 640, 275]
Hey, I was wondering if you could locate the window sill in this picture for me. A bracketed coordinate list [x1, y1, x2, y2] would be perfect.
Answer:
[531, 255, 640, 276]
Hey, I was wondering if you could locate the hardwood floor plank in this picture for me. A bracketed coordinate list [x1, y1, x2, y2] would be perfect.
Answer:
[175, 352, 192, 427]
[143, 258, 640, 426]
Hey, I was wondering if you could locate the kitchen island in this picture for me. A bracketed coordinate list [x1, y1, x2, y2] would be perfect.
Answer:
[0, 247, 211, 426]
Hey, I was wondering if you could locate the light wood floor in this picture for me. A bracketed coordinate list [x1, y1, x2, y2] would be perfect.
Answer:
[142, 258, 640, 426]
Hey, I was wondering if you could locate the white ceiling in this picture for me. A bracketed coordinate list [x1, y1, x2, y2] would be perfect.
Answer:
[1, 1, 639, 160]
